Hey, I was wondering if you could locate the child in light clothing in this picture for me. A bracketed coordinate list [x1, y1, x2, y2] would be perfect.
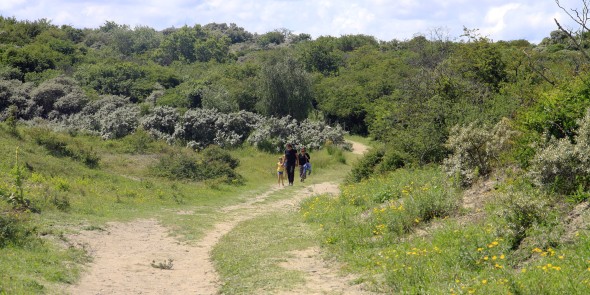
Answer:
[277, 157, 285, 186]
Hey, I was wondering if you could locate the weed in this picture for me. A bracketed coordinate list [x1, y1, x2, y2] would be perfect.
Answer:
[151, 258, 174, 270]
[2, 147, 31, 211]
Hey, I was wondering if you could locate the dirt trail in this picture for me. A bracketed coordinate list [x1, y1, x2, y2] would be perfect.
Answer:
[65, 142, 370, 295]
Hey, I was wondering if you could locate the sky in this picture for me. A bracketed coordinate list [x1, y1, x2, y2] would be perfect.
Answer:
[0, 0, 584, 44]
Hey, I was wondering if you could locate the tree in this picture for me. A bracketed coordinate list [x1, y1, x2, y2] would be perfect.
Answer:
[257, 51, 312, 120]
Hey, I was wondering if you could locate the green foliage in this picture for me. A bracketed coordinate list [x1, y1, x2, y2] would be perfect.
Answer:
[494, 188, 555, 250]
[257, 30, 286, 47]
[346, 148, 384, 183]
[0, 212, 35, 247]
[151, 146, 241, 183]
[521, 78, 590, 141]
[303, 167, 460, 249]
[256, 50, 313, 120]
[202, 145, 240, 169]
[296, 36, 342, 75]
[74, 62, 179, 102]
[28, 128, 100, 168]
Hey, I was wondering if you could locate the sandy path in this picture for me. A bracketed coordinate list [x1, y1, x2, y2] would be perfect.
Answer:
[66, 183, 364, 295]
[349, 140, 369, 155]
[65, 142, 370, 295]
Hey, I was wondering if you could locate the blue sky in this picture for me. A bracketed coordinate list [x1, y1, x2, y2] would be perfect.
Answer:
[0, 0, 583, 43]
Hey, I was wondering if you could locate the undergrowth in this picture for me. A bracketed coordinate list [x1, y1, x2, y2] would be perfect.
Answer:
[301, 166, 590, 294]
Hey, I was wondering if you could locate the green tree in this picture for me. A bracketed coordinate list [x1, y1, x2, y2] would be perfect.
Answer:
[257, 51, 312, 120]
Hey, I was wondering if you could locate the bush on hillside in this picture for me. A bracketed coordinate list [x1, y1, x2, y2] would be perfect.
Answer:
[56, 95, 139, 139]
[528, 108, 590, 195]
[443, 118, 516, 187]
[139, 106, 179, 141]
[346, 148, 384, 183]
[0, 212, 36, 248]
[151, 146, 241, 183]
[28, 128, 100, 167]
[173, 108, 219, 148]
[30, 76, 81, 118]
[247, 115, 348, 152]
[0, 79, 39, 121]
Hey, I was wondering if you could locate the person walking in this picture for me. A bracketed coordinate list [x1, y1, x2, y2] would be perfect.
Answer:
[277, 156, 285, 187]
[284, 143, 298, 186]
[298, 146, 310, 182]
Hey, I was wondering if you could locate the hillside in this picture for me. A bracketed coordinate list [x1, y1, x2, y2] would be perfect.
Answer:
[3, 9, 590, 294]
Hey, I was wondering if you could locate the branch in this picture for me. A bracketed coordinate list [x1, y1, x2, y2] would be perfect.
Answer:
[554, 18, 590, 62]
[522, 49, 555, 86]
[556, 0, 590, 32]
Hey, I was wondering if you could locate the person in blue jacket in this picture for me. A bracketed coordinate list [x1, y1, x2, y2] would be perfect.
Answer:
[298, 146, 310, 182]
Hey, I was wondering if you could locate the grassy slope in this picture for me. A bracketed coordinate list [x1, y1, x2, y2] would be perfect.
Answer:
[299, 167, 590, 294]
[0, 124, 353, 294]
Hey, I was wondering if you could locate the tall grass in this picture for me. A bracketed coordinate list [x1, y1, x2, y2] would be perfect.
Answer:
[301, 165, 590, 293]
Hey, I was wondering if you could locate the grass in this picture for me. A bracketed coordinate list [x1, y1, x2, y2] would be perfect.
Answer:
[299, 164, 590, 294]
[212, 211, 316, 294]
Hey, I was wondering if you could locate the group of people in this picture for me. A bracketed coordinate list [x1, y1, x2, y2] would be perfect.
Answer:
[276, 143, 311, 186]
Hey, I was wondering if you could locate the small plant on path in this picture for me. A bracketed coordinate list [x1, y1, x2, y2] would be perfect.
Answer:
[151, 258, 174, 270]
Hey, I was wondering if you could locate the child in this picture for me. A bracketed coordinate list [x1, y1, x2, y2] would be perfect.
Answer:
[304, 162, 312, 175]
[277, 156, 285, 186]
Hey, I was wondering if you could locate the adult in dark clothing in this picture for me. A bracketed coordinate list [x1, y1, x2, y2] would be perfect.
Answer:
[298, 147, 310, 182]
[284, 143, 298, 186]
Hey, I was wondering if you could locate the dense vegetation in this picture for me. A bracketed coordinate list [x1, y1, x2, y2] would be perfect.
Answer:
[3, 1, 590, 292]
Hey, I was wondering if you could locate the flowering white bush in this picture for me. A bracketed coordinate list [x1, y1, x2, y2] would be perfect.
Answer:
[0, 76, 346, 149]
[528, 108, 590, 194]
[443, 118, 516, 187]
[140, 106, 179, 140]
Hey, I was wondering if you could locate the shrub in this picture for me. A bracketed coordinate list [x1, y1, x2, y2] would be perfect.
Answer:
[152, 152, 202, 180]
[98, 104, 140, 139]
[492, 185, 558, 251]
[247, 115, 347, 152]
[345, 148, 384, 183]
[151, 147, 241, 183]
[0, 212, 35, 247]
[173, 108, 219, 147]
[443, 118, 516, 187]
[140, 106, 179, 140]
[57, 95, 136, 138]
[528, 107, 590, 195]
[29, 128, 100, 167]
[0, 79, 39, 121]
[202, 145, 239, 169]
[30, 76, 81, 117]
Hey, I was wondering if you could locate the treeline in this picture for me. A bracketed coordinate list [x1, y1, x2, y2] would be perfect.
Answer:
[2, 15, 590, 178]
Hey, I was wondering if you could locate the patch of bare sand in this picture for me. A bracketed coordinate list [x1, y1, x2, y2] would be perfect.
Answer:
[348, 140, 369, 155]
[66, 219, 219, 295]
[278, 247, 373, 295]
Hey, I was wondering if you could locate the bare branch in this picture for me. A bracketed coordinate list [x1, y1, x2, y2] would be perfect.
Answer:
[522, 49, 556, 86]
[554, 18, 590, 62]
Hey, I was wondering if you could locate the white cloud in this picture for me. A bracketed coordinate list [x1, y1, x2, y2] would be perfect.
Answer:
[0, 0, 582, 43]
